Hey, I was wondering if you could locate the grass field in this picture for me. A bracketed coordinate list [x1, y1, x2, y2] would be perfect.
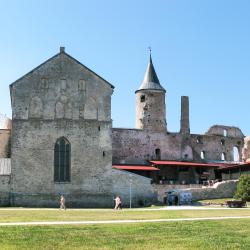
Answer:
[0, 208, 250, 222]
[0, 208, 249, 249]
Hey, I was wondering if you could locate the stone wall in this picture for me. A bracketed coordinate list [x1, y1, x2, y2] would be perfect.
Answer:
[0, 175, 10, 206]
[110, 169, 157, 207]
[153, 180, 238, 202]
[112, 128, 244, 164]
[182, 180, 238, 201]
[153, 184, 202, 203]
[0, 130, 11, 158]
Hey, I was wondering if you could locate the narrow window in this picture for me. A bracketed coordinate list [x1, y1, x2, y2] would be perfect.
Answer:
[103, 151, 106, 157]
[54, 137, 71, 182]
[221, 139, 225, 146]
[200, 151, 205, 160]
[196, 137, 202, 144]
[233, 146, 239, 162]
[155, 148, 161, 160]
[98, 126, 101, 131]
[140, 95, 145, 102]
[221, 152, 226, 161]
[223, 129, 227, 137]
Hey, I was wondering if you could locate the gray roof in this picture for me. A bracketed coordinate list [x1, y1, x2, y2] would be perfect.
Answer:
[136, 55, 166, 93]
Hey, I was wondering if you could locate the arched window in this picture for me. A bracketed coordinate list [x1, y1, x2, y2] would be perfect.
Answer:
[221, 152, 226, 161]
[233, 146, 240, 162]
[54, 137, 71, 182]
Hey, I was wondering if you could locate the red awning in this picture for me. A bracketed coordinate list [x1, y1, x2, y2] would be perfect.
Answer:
[113, 165, 159, 171]
[218, 162, 250, 170]
[150, 160, 232, 168]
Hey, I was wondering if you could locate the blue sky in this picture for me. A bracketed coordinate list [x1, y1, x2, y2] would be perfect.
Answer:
[0, 0, 250, 135]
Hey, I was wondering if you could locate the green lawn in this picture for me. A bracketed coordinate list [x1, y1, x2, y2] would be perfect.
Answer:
[0, 208, 250, 223]
[0, 208, 250, 249]
[0, 219, 250, 249]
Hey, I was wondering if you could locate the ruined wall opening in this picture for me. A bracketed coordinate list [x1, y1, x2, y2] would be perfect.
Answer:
[200, 151, 205, 160]
[221, 152, 226, 161]
[223, 129, 227, 137]
[233, 146, 240, 162]
[155, 148, 161, 160]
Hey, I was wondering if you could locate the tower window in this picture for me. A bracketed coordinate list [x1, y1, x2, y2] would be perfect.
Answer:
[221, 139, 225, 146]
[140, 95, 145, 102]
[54, 137, 71, 182]
[103, 151, 106, 157]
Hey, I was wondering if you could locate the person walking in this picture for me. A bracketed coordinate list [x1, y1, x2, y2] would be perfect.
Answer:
[114, 196, 122, 210]
[60, 195, 66, 210]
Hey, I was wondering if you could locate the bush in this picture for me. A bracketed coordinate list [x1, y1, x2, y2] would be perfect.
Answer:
[234, 174, 250, 201]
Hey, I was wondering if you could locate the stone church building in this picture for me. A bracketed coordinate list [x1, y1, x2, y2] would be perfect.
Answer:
[0, 47, 249, 207]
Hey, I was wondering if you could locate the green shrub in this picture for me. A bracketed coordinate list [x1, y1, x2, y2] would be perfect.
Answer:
[234, 174, 250, 201]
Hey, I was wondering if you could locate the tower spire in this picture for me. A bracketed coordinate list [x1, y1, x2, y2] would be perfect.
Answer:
[135, 48, 165, 93]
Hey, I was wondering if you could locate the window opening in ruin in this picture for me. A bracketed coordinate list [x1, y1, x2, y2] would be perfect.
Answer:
[223, 129, 227, 137]
[54, 137, 70, 182]
[233, 146, 240, 162]
[237, 141, 241, 145]
[196, 137, 202, 143]
[155, 148, 161, 160]
[221, 139, 225, 146]
[140, 95, 145, 102]
[103, 151, 106, 157]
[200, 151, 205, 160]
[98, 126, 101, 131]
[221, 152, 226, 161]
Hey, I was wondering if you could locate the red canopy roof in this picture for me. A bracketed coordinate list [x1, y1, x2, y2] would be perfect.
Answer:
[218, 162, 250, 170]
[150, 160, 232, 168]
[113, 165, 159, 171]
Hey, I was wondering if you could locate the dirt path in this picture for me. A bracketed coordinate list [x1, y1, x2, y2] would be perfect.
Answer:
[0, 216, 250, 226]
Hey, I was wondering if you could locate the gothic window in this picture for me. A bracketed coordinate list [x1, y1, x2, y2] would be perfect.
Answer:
[54, 137, 71, 182]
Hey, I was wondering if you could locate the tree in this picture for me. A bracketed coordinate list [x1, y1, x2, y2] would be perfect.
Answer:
[234, 174, 250, 201]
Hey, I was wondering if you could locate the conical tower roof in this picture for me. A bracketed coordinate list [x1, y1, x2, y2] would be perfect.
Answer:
[136, 53, 166, 93]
